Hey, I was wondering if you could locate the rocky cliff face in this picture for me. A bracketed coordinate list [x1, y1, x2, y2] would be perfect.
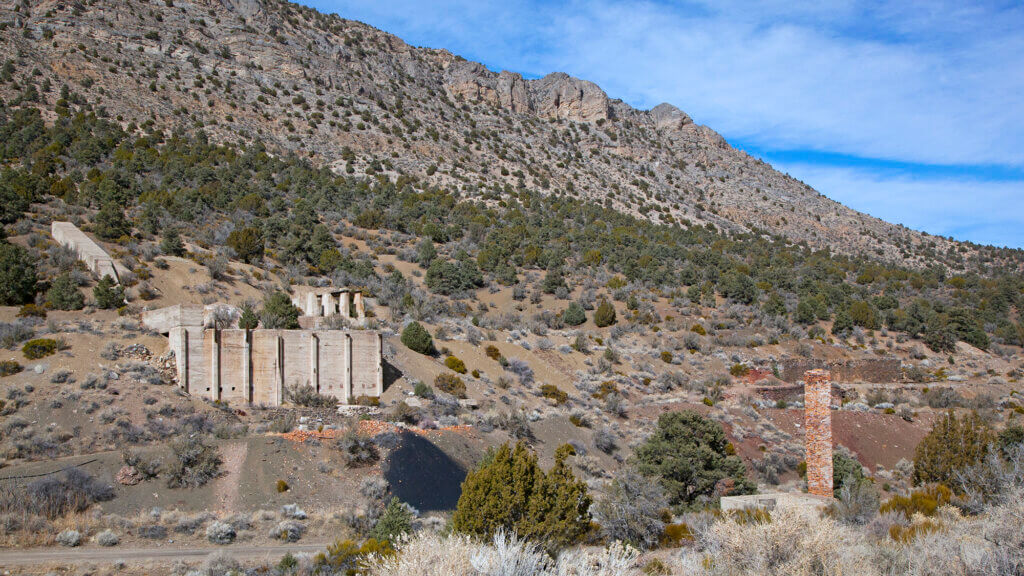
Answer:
[0, 0, 1006, 269]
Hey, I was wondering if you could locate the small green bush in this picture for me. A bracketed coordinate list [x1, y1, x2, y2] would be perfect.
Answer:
[563, 302, 586, 326]
[434, 373, 467, 398]
[413, 381, 434, 398]
[690, 324, 707, 336]
[0, 360, 23, 377]
[540, 384, 568, 405]
[484, 345, 502, 360]
[401, 322, 434, 355]
[660, 351, 673, 363]
[276, 480, 290, 493]
[444, 355, 467, 374]
[23, 338, 58, 360]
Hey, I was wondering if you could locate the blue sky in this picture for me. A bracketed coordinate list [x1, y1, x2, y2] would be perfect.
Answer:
[299, 0, 1024, 249]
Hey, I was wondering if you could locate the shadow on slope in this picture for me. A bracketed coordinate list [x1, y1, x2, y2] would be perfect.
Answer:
[384, 431, 466, 512]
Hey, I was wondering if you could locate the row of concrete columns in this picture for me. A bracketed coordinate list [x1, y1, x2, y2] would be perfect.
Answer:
[299, 290, 365, 320]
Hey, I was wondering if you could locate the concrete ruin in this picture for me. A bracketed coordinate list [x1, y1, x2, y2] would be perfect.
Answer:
[291, 286, 366, 327]
[50, 221, 129, 283]
[143, 304, 383, 406]
[804, 369, 834, 498]
[721, 369, 835, 513]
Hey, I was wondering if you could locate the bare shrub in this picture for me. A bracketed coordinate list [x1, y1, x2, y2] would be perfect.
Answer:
[166, 436, 223, 488]
[593, 469, 668, 550]
[287, 383, 339, 409]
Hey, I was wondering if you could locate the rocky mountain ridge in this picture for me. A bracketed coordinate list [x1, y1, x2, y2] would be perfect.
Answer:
[0, 0, 1016, 271]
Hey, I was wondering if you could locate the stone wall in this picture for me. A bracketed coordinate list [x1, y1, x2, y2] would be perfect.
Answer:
[169, 328, 382, 406]
[781, 358, 900, 383]
[804, 369, 833, 498]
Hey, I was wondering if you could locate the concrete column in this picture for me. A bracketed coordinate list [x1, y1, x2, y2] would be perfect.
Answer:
[306, 293, 319, 317]
[340, 290, 350, 318]
[323, 292, 336, 317]
[804, 369, 833, 498]
[276, 335, 285, 406]
[243, 330, 252, 403]
[310, 333, 320, 393]
[343, 333, 353, 404]
[375, 333, 384, 397]
[209, 329, 220, 401]
[178, 328, 190, 394]
[354, 292, 365, 320]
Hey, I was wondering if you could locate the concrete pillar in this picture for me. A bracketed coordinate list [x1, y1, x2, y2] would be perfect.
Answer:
[310, 333, 320, 393]
[276, 335, 285, 406]
[306, 292, 319, 317]
[323, 292, 336, 317]
[375, 333, 384, 397]
[343, 333, 353, 404]
[340, 290, 350, 318]
[178, 328, 190, 394]
[209, 329, 220, 401]
[354, 292, 365, 320]
[243, 329, 252, 403]
[804, 369, 833, 498]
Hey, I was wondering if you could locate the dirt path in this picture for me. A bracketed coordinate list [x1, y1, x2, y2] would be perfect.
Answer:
[211, 440, 248, 512]
[0, 541, 331, 567]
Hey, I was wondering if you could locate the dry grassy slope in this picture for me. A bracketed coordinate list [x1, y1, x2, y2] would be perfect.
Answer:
[0, 0, 1001, 270]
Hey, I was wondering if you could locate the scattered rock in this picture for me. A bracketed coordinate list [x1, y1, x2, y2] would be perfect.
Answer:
[116, 465, 143, 485]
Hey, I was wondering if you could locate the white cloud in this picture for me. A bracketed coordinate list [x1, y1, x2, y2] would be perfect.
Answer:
[774, 162, 1024, 248]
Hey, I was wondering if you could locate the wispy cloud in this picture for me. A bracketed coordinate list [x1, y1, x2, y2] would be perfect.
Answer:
[301, 0, 1024, 247]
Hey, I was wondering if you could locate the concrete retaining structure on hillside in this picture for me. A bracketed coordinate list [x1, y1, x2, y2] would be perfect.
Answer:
[170, 327, 383, 406]
[50, 221, 128, 283]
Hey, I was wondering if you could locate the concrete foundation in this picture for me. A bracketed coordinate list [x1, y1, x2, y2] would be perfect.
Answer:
[171, 327, 383, 406]
[51, 221, 129, 283]
[720, 492, 831, 519]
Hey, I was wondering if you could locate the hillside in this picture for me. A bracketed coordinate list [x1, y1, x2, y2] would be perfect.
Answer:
[0, 0, 1019, 271]
[0, 0, 1023, 574]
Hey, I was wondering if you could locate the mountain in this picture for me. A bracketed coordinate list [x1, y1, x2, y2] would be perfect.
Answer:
[1, 0, 1016, 272]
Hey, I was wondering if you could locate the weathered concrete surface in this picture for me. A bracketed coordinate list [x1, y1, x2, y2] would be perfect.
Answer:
[142, 303, 240, 333]
[169, 327, 382, 406]
[50, 221, 129, 283]
[720, 492, 831, 519]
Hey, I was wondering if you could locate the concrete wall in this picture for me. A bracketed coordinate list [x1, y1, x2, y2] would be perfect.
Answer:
[781, 358, 900, 384]
[51, 222, 128, 283]
[168, 328, 382, 406]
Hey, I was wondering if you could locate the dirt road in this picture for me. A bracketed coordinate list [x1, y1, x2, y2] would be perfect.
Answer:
[0, 541, 331, 568]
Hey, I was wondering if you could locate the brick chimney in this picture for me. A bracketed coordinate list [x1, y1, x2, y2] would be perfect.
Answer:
[804, 369, 833, 498]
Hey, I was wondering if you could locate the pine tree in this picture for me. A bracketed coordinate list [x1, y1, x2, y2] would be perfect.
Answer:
[452, 441, 591, 551]
[46, 272, 84, 310]
[238, 304, 259, 329]
[594, 299, 617, 327]
[563, 301, 586, 326]
[369, 497, 413, 543]
[401, 322, 434, 354]
[160, 227, 186, 256]
[92, 275, 124, 309]
[914, 410, 993, 486]
[0, 242, 37, 305]
[259, 292, 300, 329]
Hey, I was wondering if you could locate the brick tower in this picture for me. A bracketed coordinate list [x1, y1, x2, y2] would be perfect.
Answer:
[804, 369, 833, 498]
